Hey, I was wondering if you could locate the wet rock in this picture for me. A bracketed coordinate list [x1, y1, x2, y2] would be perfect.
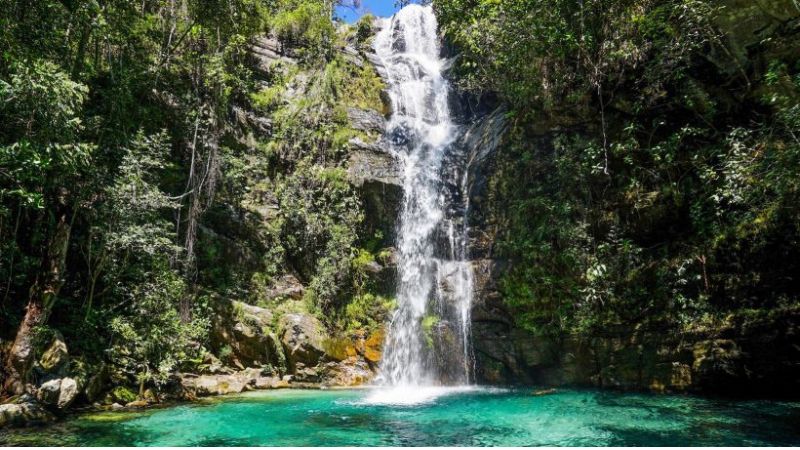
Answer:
[363, 329, 384, 364]
[323, 359, 374, 386]
[279, 313, 326, 370]
[346, 139, 402, 188]
[532, 388, 557, 396]
[347, 139, 403, 250]
[347, 107, 385, 134]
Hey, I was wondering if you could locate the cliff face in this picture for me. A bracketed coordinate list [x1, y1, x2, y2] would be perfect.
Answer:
[454, 0, 800, 396]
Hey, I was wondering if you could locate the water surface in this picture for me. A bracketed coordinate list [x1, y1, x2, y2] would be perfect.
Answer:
[3, 388, 800, 446]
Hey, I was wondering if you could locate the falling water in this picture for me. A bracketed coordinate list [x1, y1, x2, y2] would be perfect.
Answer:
[368, 4, 475, 402]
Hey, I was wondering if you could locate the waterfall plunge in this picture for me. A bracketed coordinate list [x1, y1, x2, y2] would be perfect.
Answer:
[366, 4, 476, 404]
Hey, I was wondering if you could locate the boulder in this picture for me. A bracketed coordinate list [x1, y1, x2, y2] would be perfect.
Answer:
[125, 400, 148, 408]
[322, 359, 374, 386]
[181, 368, 276, 397]
[0, 400, 55, 428]
[199, 352, 233, 375]
[57, 378, 79, 409]
[254, 376, 281, 389]
[292, 364, 321, 383]
[36, 379, 62, 406]
[36, 377, 79, 409]
[187, 374, 247, 397]
[279, 313, 327, 370]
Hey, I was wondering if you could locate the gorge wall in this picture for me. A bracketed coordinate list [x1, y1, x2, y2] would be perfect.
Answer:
[3, 0, 800, 429]
[444, 0, 800, 397]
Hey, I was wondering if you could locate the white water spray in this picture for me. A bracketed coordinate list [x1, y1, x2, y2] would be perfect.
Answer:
[367, 4, 475, 404]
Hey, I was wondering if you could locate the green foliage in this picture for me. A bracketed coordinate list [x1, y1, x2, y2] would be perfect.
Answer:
[437, 0, 800, 337]
[354, 14, 376, 45]
[109, 386, 138, 404]
[421, 314, 439, 348]
[0, 60, 94, 207]
[0, 0, 363, 390]
[271, 0, 336, 64]
[341, 292, 394, 331]
[108, 267, 209, 386]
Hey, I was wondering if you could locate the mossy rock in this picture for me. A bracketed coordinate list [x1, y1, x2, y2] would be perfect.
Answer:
[107, 386, 137, 404]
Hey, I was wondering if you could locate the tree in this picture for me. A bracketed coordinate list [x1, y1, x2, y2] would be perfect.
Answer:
[0, 60, 94, 394]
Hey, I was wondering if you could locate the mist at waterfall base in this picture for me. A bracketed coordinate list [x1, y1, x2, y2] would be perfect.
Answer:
[4, 389, 800, 446]
[364, 4, 478, 406]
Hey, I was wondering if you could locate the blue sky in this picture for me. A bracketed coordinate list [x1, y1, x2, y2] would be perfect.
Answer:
[335, 0, 401, 23]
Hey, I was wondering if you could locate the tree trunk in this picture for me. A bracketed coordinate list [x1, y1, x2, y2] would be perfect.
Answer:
[3, 208, 72, 395]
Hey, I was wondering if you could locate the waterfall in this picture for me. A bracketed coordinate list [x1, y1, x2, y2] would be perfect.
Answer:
[369, 4, 475, 400]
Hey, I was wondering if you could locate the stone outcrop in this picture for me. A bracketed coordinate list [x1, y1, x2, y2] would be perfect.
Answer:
[209, 299, 284, 369]
[262, 274, 305, 302]
[250, 35, 296, 76]
[321, 359, 374, 386]
[346, 139, 401, 189]
[470, 290, 800, 396]
[347, 138, 403, 248]
[279, 313, 326, 371]
[347, 107, 385, 134]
